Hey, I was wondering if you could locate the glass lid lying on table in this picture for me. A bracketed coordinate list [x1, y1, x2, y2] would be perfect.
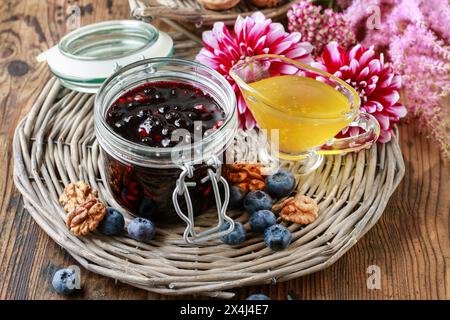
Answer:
[37, 20, 174, 93]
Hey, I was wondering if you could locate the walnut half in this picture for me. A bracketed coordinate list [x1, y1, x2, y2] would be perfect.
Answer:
[225, 163, 265, 192]
[59, 181, 99, 213]
[66, 199, 106, 236]
[274, 194, 319, 225]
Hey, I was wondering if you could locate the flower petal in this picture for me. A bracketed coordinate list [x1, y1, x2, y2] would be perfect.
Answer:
[368, 59, 381, 74]
[377, 129, 391, 143]
[374, 113, 391, 130]
[244, 110, 256, 129]
[237, 94, 247, 114]
[359, 48, 375, 65]
[322, 42, 343, 70]
[385, 103, 407, 118]
[357, 66, 370, 81]
[376, 90, 400, 106]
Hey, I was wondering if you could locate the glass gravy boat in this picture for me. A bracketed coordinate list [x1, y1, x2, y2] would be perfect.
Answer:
[229, 54, 380, 169]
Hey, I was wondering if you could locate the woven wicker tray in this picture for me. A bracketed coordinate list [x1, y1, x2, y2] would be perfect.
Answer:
[13, 31, 404, 298]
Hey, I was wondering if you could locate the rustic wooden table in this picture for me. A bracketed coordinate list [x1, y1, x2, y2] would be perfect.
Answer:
[0, 0, 448, 300]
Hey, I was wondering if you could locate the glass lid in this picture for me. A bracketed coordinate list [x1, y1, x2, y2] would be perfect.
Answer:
[37, 20, 173, 93]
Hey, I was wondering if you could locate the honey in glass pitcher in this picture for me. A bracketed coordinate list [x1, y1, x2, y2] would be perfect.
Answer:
[230, 54, 380, 164]
[247, 74, 355, 154]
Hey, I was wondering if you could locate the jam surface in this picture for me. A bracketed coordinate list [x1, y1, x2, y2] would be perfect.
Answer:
[105, 81, 225, 148]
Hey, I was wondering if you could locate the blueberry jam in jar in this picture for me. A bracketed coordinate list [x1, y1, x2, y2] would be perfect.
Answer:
[103, 81, 226, 220]
[95, 58, 237, 240]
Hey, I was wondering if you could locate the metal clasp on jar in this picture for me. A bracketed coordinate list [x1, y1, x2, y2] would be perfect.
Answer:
[172, 155, 235, 245]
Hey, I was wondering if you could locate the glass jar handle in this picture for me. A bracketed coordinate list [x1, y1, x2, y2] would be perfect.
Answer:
[317, 112, 380, 155]
[172, 157, 235, 245]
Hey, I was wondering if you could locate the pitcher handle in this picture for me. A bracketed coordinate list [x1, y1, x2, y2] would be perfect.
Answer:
[317, 112, 380, 155]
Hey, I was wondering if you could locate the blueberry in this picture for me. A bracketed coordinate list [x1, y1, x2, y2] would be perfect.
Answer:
[98, 207, 125, 235]
[138, 198, 157, 219]
[127, 217, 156, 242]
[52, 268, 80, 295]
[249, 210, 277, 232]
[246, 294, 270, 300]
[228, 186, 246, 209]
[220, 221, 246, 245]
[243, 190, 273, 214]
[265, 169, 296, 199]
[264, 224, 292, 251]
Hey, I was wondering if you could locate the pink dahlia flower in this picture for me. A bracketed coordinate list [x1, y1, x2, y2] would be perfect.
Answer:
[312, 42, 407, 143]
[196, 12, 313, 129]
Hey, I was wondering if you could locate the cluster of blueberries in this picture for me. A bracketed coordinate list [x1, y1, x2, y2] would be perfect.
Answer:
[220, 169, 296, 251]
[52, 169, 296, 295]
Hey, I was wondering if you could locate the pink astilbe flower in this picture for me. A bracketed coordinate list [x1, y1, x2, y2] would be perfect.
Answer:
[420, 0, 450, 43]
[196, 12, 313, 129]
[287, 0, 356, 55]
[389, 23, 450, 157]
[344, 0, 450, 158]
[312, 42, 407, 143]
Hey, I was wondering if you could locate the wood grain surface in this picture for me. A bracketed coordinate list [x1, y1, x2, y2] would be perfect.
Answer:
[0, 0, 449, 300]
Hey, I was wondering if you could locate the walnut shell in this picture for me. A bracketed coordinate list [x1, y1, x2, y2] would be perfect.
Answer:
[249, 0, 281, 8]
[197, 0, 240, 11]
[66, 199, 106, 236]
[59, 181, 98, 213]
